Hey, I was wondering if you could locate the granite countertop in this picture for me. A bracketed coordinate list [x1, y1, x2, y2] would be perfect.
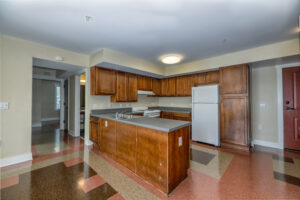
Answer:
[91, 114, 190, 133]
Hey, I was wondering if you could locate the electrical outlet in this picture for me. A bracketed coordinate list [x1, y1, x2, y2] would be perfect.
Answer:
[178, 136, 182, 146]
[259, 104, 266, 110]
[92, 104, 97, 109]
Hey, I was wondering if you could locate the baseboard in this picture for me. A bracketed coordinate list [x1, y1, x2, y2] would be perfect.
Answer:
[251, 140, 283, 150]
[32, 123, 42, 127]
[68, 129, 75, 137]
[85, 139, 93, 146]
[41, 117, 59, 122]
[0, 153, 33, 167]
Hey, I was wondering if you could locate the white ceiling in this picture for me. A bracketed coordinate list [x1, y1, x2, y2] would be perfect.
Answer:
[0, 0, 299, 66]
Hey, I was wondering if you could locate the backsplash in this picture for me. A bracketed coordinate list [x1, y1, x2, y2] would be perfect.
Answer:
[157, 97, 192, 108]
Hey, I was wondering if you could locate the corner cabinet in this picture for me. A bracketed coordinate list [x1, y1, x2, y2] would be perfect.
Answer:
[219, 64, 250, 151]
[90, 67, 116, 95]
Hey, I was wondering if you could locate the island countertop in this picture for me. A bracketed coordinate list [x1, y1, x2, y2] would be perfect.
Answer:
[90, 113, 190, 132]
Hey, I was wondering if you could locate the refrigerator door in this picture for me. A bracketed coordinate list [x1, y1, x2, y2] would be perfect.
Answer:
[192, 103, 220, 146]
[192, 85, 219, 104]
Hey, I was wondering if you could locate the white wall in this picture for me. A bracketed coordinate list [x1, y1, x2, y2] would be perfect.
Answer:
[0, 35, 88, 160]
[250, 64, 278, 144]
[158, 97, 192, 108]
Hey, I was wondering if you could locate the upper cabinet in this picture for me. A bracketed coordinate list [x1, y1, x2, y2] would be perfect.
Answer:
[90, 67, 116, 95]
[111, 72, 138, 102]
[127, 73, 138, 101]
[206, 71, 219, 84]
[138, 76, 152, 91]
[219, 65, 248, 95]
[152, 78, 161, 96]
[193, 73, 206, 86]
[176, 75, 193, 96]
[161, 78, 176, 96]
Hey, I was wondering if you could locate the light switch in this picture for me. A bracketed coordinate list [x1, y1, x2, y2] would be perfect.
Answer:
[258, 124, 263, 131]
[178, 136, 182, 146]
[105, 120, 108, 127]
[0, 102, 8, 110]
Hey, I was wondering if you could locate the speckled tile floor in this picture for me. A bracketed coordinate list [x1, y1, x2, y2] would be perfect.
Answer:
[1, 124, 300, 199]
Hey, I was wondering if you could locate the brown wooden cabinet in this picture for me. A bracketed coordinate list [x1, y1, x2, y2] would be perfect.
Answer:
[111, 72, 137, 102]
[152, 78, 161, 95]
[220, 65, 248, 95]
[100, 118, 116, 158]
[161, 111, 191, 121]
[90, 67, 116, 95]
[176, 75, 193, 96]
[136, 127, 168, 192]
[127, 73, 138, 101]
[116, 122, 137, 172]
[161, 78, 176, 96]
[193, 73, 206, 86]
[89, 116, 99, 144]
[206, 71, 219, 84]
[138, 76, 152, 91]
[219, 64, 250, 151]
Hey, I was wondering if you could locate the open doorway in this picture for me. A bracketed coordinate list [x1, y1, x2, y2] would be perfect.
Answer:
[80, 73, 86, 138]
[31, 58, 85, 158]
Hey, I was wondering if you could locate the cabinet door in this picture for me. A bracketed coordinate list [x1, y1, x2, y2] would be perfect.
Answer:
[193, 73, 206, 86]
[220, 96, 248, 146]
[160, 79, 169, 96]
[111, 71, 127, 102]
[185, 75, 194, 96]
[90, 67, 116, 95]
[144, 76, 153, 91]
[175, 76, 185, 96]
[152, 78, 161, 96]
[167, 78, 176, 96]
[100, 119, 116, 158]
[206, 71, 219, 84]
[127, 73, 138, 102]
[89, 121, 98, 143]
[137, 75, 144, 90]
[172, 112, 191, 121]
[116, 122, 137, 172]
[220, 65, 248, 95]
[161, 112, 173, 119]
[136, 127, 168, 193]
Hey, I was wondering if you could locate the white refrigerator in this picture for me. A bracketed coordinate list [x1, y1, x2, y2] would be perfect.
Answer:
[192, 85, 220, 146]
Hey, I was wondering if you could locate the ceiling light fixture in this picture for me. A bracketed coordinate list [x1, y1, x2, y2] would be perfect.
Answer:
[161, 55, 182, 64]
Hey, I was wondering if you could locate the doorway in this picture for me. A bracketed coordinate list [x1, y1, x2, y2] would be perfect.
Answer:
[80, 73, 86, 138]
[283, 66, 300, 151]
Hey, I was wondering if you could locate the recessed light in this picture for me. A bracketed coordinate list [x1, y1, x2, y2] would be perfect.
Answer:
[161, 55, 182, 64]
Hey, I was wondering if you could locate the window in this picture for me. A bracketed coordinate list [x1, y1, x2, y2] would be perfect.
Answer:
[55, 83, 61, 110]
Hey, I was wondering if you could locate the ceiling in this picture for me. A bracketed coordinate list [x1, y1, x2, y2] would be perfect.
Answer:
[0, 0, 299, 67]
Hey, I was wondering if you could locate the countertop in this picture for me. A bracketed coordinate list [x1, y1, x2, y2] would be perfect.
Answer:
[91, 114, 190, 132]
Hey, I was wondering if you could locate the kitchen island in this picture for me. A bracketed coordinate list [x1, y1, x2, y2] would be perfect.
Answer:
[90, 113, 190, 194]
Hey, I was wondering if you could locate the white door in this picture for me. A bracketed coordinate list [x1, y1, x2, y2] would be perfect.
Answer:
[192, 103, 219, 146]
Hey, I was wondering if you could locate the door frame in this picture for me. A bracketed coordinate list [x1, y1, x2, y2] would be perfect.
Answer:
[276, 61, 300, 149]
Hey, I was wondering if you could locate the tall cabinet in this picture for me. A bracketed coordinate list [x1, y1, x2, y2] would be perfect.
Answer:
[219, 64, 250, 151]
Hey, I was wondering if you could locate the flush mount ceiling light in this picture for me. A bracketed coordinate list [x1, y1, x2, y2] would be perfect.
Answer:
[161, 55, 183, 64]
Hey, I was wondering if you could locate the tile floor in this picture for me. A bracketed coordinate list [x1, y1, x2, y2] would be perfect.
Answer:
[1, 124, 300, 199]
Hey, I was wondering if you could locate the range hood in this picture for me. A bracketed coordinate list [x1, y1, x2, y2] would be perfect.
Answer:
[137, 90, 156, 95]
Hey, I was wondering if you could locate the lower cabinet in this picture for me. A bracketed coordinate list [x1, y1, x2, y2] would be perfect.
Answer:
[96, 119, 190, 194]
[116, 122, 136, 172]
[161, 112, 191, 121]
[89, 116, 99, 144]
[220, 96, 249, 150]
[136, 127, 168, 192]
[100, 118, 116, 158]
